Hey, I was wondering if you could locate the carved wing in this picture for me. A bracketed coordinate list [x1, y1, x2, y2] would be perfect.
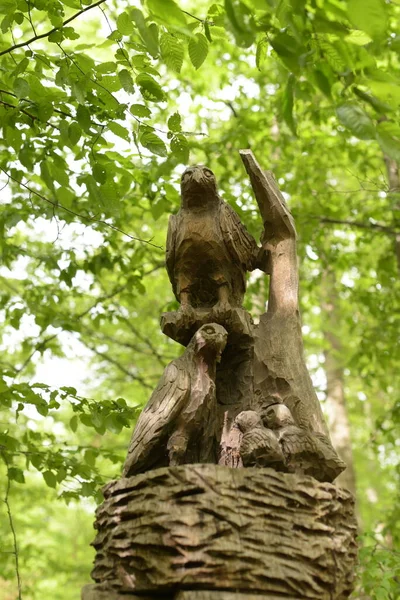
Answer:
[165, 214, 178, 294]
[219, 200, 258, 270]
[123, 361, 190, 476]
[241, 429, 284, 467]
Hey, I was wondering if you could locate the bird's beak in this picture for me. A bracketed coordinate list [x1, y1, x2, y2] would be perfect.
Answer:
[192, 170, 203, 184]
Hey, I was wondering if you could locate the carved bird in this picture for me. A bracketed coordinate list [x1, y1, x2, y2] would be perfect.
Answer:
[166, 165, 265, 315]
[262, 404, 346, 482]
[123, 323, 228, 477]
[233, 410, 285, 469]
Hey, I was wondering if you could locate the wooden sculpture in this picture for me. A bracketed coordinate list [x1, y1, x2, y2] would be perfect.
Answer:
[166, 165, 265, 316]
[263, 403, 346, 482]
[233, 410, 285, 469]
[123, 323, 227, 476]
[83, 152, 357, 600]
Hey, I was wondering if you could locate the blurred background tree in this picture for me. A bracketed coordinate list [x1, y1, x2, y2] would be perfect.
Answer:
[0, 0, 399, 598]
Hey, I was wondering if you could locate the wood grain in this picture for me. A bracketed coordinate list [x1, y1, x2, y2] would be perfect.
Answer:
[90, 464, 357, 599]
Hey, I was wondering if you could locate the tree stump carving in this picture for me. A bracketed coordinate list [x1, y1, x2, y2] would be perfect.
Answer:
[82, 151, 357, 600]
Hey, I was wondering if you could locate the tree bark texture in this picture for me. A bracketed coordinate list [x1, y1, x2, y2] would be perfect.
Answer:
[84, 464, 357, 600]
[240, 151, 330, 437]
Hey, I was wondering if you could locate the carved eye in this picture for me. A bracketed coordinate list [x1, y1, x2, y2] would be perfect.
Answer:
[203, 325, 215, 335]
[203, 169, 213, 178]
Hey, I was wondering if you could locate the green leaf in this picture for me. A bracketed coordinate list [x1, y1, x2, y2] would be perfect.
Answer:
[136, 72, 165, 102]
[13, 77, 29, 99]
[109, 121, 130, 141]
[68, 122, 82, 146]
[84, 448, 97, 467]
[336, 103, 375, 140]
[69, 415, 78, 432]
[188, 33, 209, 70]
[345, 29, 373, 46]
[0, 0, 16, 13]
[130, 104, 151, 118]
[131, 8, 159, 57]
[95, 62, 117, 74]
[171, 134, 189, 162]
[160, 33, 184, 73]
[118, 69, 134, 93]
[140, 130, 167, 156]
[117, 11, 134, 35]
[348, 0, 387, 41]
[92, 163, 107, 184]
[224, 0, 255, 47]
[146, 0, 186, 27]
[376, 121, 400, 162]
[256, 37, 268, 71]
[8, 467, 25, 484]
[43, 470, 57, 488]
[40, 161, 54, 192]
[76, 105, 91, 132]
[282, 74, 296, 135]
[168, 112, 181, 132]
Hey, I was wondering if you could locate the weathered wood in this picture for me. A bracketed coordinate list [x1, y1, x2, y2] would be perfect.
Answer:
[123, 324, 227, 476]
[166, 165, 261, 311]
[176, 593, 298, 600]
[82, 585, 297, 600]
[90, 464, 357, 599]
[239, 150, 337, 440]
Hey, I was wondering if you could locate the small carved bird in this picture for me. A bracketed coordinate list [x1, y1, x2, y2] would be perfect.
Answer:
[123, 323, 228, 477]
[262, 404, 345, 482]
[166, 165, 265, 316]
[234, 410, 285, 469]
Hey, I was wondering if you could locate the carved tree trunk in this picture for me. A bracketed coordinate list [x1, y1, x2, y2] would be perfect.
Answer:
[82, 151, 358, 600]
[83, 465, 357, 600]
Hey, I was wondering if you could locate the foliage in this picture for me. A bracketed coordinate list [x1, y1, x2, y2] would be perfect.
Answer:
[0, 0, 399, 598]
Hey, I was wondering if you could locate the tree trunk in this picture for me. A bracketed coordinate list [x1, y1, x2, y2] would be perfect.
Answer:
[83, 465, 357, 600]
[321, 270, 357, 496]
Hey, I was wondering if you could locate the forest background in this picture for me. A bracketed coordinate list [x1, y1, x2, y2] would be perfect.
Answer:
[0, 0, 399, 598]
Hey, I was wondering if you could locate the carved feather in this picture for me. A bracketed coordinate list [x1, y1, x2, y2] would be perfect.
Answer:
[219, 201, 258, 271]
[123, 362, 190, 476]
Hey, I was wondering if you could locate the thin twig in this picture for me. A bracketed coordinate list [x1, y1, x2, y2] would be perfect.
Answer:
[16, 283, 128, 375]
[83, 341, 153, 390]
[316, 216, 398, 235]
[1, 453, 22, 600]
[1, 169, 161, 248]
[0, 0, 108, 57]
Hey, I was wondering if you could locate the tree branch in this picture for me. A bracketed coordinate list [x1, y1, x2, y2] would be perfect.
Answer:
[317, 216, 398, 235]
[83, 341, 154, 390]
[16, 283, 128, 375]
[1, 453, 22, 600]
[1, 169, 161, 248]
[0, 0, 108, 57]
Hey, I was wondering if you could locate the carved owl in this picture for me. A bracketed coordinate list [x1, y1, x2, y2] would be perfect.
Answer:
[263, 404, 346, 482]
[234, 410, 285, 469]
[123, 323, 228, 477]
[166, 165, 263, 312]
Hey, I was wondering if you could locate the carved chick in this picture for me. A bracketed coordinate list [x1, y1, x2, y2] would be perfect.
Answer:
[123, 323, 228, 477]
[166, 165, 265, 315]
[234, 410, 285, 469]
[262, 404, 346, 482]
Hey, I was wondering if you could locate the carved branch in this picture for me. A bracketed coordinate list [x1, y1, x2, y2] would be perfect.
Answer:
[239, 149, 298, 315]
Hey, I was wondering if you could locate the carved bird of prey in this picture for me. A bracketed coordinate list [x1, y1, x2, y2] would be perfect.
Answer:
[123, 323, 228, 477]
[233, 410, 285, 469]
[262, 404, 346, 482]
[166, 165, 264, 315]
